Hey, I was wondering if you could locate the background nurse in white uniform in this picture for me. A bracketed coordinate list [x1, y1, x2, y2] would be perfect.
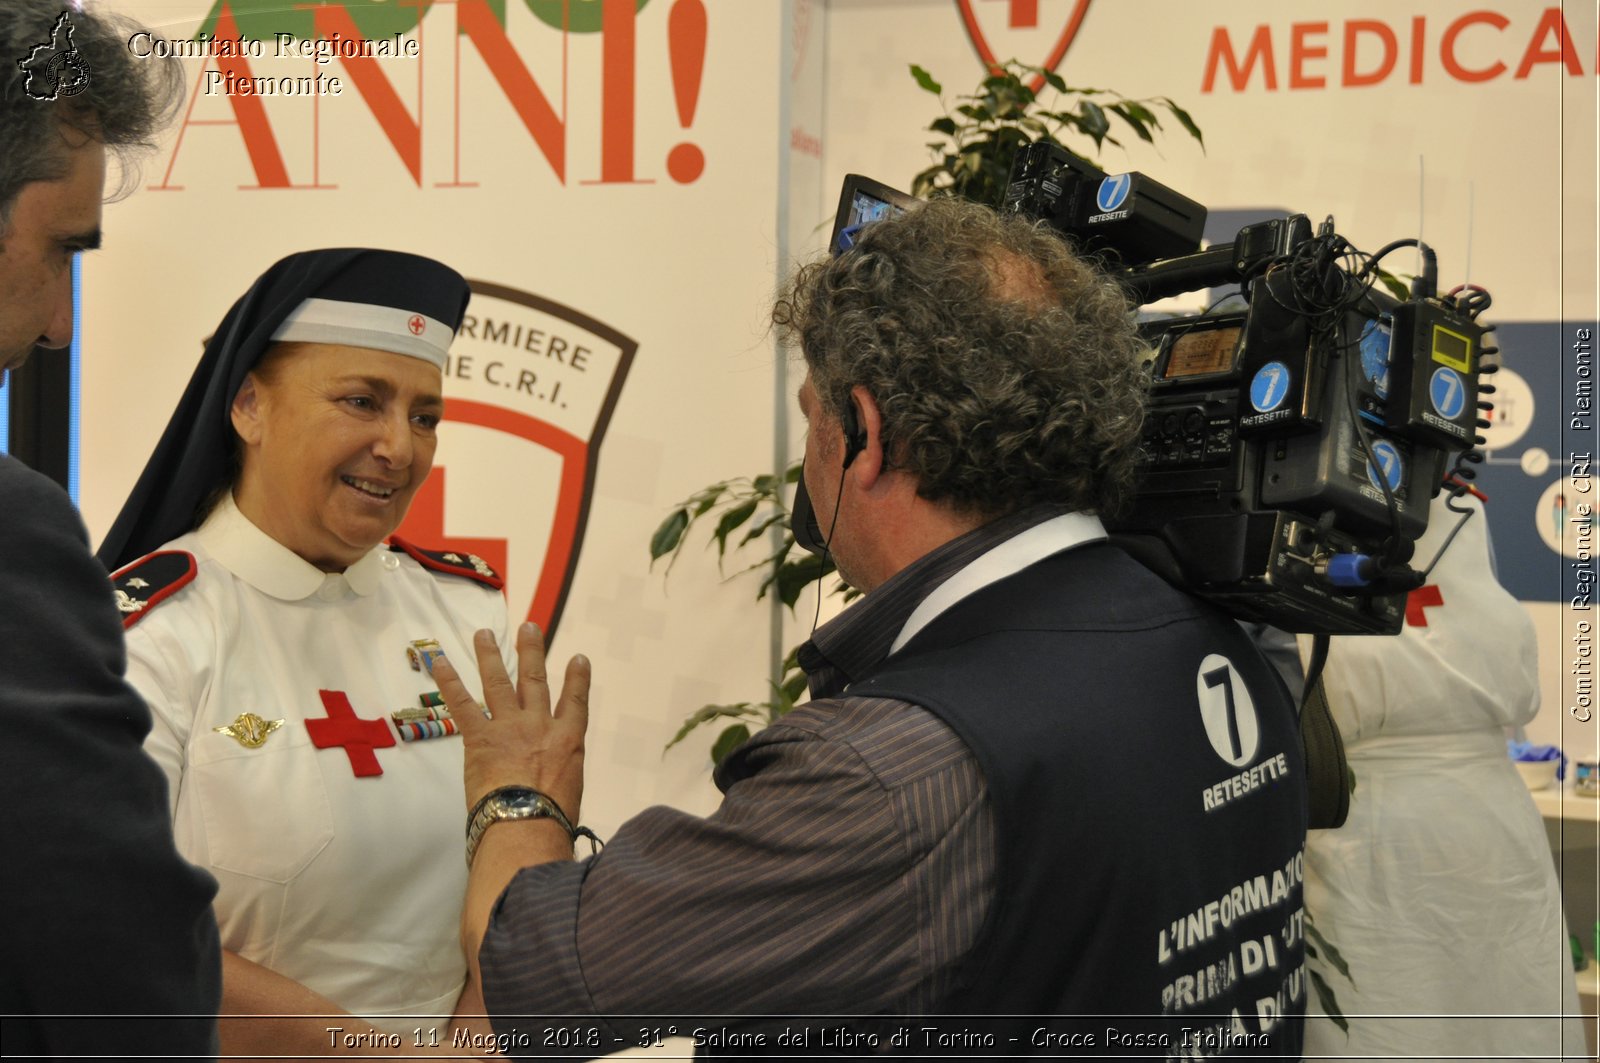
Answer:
[99, 249, 516, 1056]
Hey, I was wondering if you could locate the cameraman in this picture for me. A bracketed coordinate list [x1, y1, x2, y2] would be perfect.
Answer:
[434, 198, 1309, 1053]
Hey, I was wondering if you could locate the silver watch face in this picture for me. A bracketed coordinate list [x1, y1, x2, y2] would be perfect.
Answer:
[494, 790, 548, 817]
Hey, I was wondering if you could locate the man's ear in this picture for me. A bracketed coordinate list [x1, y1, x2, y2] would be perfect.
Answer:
[849, 384, 886, 488]
[230, 374, 264, 446]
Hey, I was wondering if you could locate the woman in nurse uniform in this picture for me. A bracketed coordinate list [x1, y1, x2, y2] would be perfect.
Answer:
[99, 249, 516, 1056]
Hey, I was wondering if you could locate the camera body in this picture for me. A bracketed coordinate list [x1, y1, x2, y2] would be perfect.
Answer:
[1121, 284, 1439, 634]
[1003, 143, 1488, 634]
[821, 164, 1489, 634]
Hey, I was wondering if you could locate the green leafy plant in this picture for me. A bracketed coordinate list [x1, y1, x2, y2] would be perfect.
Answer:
[649, 465, 848, 764]
[910, 61, 1202, 206]
[1305, 912, 1355, 1035]
[650, 465, 818, 607]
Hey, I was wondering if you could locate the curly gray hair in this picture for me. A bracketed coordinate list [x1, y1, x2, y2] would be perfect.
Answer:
[0, 0, 183, 234]
[774, 196, 1149, 518]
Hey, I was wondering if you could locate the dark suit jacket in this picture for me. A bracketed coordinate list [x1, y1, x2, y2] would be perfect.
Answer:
[0, 455, 221, 1057]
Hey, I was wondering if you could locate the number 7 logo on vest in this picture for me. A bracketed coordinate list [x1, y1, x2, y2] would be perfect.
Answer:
[1196, 656, 1260, 768]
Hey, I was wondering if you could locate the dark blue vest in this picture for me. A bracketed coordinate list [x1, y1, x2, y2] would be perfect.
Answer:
[851, 543, 1307, 1059]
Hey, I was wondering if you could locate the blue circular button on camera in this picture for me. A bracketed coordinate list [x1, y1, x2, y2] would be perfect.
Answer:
[1367, 440, 1404, 493]
[1250, 362, 1292, 413]
[1096, 174, 1131, 212]
[1430, 366, 1466, 420]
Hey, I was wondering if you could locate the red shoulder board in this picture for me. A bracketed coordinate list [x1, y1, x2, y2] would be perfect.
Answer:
[388, 537, 504, 590]
[110, 551, 198, 630]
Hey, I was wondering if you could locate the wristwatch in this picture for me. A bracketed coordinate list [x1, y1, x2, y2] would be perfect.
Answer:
[465, 786, 576, 867]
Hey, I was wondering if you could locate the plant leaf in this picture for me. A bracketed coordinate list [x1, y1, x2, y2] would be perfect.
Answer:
[780, 669, 809, 705]
[773, 554, 829, 609]
[1119, 99, 1159, 126]
[712, 499, 760, 559]
[1305, 918, 1355, 986]
[1375, 270, 1410, 302]
[765, 676, 802, 722]
[737, 512, 789, 549]
[663, 703, 762, 751]
[1308, 969, 1350, 1036]
[1109, 102, 1156, 143]
[1159, 97, 1205, 147]
[929, 116, 958, 137]
[910, 64, 941, 95]
[1078, 101, 1110, 142]
[649, 508, 689, 563]
[711, 724, 752, 765]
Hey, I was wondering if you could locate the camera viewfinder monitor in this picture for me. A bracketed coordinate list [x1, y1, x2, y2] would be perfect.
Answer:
[829, 174, 919, 257]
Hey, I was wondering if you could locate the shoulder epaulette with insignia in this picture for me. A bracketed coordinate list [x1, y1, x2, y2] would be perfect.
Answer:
[388, 537, 504, 590]
[110, 551, 197, 630]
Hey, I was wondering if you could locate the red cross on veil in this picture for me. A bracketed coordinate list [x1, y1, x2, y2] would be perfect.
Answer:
[306, 690, 395, 777]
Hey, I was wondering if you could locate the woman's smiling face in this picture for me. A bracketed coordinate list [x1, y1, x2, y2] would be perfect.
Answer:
[230, 341, 445, 571]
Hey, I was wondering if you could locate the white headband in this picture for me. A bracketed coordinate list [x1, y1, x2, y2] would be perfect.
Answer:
[270, 297, 453, 368]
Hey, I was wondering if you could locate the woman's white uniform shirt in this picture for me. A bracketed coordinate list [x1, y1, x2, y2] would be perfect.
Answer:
[123, 493, 517, 1032]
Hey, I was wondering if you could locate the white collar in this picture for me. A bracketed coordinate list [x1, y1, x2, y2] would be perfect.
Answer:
[197, 492, 386, 601]
[888, 511, 1108, 656]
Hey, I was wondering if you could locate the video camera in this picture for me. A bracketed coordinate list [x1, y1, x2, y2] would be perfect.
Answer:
[822, 158, 1495, 636]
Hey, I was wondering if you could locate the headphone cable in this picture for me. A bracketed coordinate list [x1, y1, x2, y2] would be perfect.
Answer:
[811, 468, 848, 634]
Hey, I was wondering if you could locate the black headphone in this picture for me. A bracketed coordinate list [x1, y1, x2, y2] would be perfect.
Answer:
[791, 396, 868, 558]
[839, 398, 867, 470]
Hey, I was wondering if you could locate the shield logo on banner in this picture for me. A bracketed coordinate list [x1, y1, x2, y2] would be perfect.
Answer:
[955, 0, 1094, 93]
[393, 282, 636, 641]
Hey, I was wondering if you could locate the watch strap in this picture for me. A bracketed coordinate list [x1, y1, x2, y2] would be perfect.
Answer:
[465, 786, 576, 867]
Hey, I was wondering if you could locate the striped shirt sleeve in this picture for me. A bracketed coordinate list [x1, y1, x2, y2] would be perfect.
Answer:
[478, 697, 994, 1027]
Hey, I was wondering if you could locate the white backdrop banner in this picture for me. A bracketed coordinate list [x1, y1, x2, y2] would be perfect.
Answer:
[74, 0, 1598, 825]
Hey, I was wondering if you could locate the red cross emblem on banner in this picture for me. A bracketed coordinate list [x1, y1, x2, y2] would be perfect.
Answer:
[991, 0, 1039, 27]
[956, 0, 1093, 94]
[408, 314, 426, 335]
[306, 689, 395, 777]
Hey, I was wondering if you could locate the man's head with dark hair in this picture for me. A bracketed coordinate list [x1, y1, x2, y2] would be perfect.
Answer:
[1, 0, 182, 226]
[0, 0, 181, 374]
[775, 196, 1149, 528]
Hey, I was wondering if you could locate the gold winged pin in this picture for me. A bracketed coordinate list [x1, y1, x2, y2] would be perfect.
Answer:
[215, 712, 285, 749]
